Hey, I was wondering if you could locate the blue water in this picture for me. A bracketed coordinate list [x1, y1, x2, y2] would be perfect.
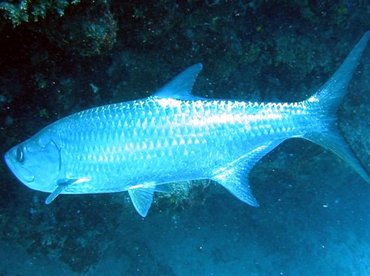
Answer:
[1, 1, 370, 275]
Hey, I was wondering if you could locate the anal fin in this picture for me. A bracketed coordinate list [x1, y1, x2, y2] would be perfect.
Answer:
[212, 142, 281, 207]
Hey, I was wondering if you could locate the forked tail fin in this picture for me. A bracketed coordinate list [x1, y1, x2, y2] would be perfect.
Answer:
[304, 31, 370, 183]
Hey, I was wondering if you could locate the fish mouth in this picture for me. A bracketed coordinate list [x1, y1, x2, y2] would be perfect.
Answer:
[4, 150, 35, 183]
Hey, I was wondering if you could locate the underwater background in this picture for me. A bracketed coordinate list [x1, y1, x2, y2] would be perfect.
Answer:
[0, 0, 369, 275]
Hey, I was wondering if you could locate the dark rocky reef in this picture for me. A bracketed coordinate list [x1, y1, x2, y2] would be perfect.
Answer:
[0, 0, 80, 28]
[0, 1, 117, 57]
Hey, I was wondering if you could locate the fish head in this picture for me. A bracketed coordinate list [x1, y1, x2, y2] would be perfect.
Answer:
[4, 130, 61, 192]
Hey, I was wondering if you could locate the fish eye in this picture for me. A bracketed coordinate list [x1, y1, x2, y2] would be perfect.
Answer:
[15, 146, 24, 163]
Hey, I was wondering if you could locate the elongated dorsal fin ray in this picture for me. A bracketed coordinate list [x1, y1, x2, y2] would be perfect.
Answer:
[154, 63, 203, 100]
[212, 142, 282, 207]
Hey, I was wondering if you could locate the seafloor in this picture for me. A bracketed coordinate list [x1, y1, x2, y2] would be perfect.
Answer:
[0, 1, 369, 275]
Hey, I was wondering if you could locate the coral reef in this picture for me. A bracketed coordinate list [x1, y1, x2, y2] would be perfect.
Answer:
[0, 1, 117, 57]
[0, 0, 80, 27]
[44, 1, 117, 57]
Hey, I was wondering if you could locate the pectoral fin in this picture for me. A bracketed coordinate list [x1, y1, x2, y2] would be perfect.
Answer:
[45, 184, 68, 204]
[45, 177, 90, 204]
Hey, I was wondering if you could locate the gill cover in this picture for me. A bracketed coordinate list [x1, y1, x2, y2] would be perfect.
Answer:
[4, 130, 61, 192]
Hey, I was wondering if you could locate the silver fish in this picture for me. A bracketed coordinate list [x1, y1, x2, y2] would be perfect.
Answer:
[4, 32, 370, 217]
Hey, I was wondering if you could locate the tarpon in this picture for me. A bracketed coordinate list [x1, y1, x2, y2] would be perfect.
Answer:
[4, 32, 370, 217]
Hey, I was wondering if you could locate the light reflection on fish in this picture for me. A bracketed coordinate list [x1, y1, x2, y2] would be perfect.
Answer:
[4, 32, 370, 217]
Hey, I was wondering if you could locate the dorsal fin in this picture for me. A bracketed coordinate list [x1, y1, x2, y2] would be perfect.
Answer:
[154, 63, 203, 100]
